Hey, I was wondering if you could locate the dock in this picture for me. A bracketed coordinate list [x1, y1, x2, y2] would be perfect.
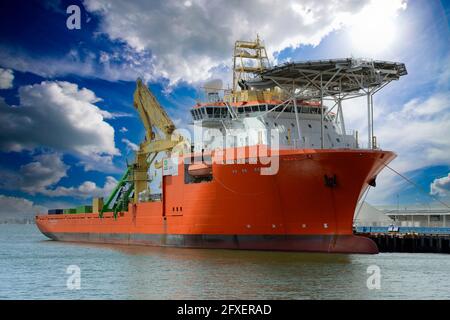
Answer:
[356, 226, 450, 253]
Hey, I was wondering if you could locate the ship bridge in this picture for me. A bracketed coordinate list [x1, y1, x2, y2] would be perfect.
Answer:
[190, 58, 407, 152]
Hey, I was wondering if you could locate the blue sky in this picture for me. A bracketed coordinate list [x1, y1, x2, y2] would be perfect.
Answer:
[0, 0, 449, 217]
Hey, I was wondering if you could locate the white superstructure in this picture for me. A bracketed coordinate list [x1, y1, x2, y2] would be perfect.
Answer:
[190, 100, 357, 152]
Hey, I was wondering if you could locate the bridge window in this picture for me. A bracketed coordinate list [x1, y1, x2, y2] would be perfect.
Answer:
[221, 107, 228, 118]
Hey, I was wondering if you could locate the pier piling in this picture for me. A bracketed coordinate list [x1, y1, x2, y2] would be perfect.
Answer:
[358, 233, 450, 253]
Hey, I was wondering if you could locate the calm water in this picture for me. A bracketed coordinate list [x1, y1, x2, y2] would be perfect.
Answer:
[1, 224, 450, 299]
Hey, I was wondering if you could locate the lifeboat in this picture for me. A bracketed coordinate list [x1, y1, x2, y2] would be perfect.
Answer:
[188, 163, 212, 177]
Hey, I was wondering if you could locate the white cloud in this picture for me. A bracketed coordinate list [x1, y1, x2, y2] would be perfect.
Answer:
[0, 153, 68, 194]
[375, 92, 450, 172]
[0, 43, 155, 83]
[40, 176, 118, 199]
[103, 111, 134, 119]
[0, 81, 120, 171]
[0, 195, 47, 219]
[343, 92, 450, 173]
[81, 0, 407, 85]
[20, 153, 69, 194]
[121, 138, 139, 152]
[430, 173, 450, 197]
[0, 1, 407, 86]
[0, 153, 118, 199]
[347, 0, 407, 55]
[347, 91, 450, 205]
[0, 68, 14, 89]
[0, 46, 96, 79]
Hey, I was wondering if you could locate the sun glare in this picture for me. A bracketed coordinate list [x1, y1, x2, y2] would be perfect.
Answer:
[348, 0, 406, 55]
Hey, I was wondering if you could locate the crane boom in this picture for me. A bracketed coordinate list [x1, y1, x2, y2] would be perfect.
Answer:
[133, 78, 175, 141]
[100, 79, 188, 217]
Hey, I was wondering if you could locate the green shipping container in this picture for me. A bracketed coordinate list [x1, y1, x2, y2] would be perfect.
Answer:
[63, 208, 77, 214]
[76, 205, 93, 214]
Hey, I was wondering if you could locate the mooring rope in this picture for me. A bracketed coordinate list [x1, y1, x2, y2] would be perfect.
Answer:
[379, 161, 450, 209]
[354, 186, 371, 222]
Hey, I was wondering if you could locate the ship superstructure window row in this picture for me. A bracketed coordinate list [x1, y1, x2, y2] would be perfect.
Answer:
[190, 104, 325, 121]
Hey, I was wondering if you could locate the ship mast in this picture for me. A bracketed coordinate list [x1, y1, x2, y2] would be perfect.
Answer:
[232, 35, 270, 93]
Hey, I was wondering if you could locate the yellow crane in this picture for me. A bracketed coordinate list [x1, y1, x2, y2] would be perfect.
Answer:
[132, 78, 188, 202]
[99, 79, 188, 217]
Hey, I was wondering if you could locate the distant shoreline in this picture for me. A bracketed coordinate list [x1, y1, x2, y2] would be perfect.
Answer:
[0, 219, 35, 225]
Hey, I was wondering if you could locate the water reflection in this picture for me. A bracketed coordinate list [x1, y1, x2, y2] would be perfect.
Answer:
[42, 239, 353, 263]
[20, 230, 450, 299]
[41, 240, 364, 299]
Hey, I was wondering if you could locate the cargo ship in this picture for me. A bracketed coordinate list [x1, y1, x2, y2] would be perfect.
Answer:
[36, 37, 407, 254]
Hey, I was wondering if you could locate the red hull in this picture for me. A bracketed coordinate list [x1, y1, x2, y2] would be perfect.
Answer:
[36, 148, 396, 254]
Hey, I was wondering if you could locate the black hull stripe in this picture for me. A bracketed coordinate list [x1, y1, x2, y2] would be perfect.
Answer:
[42, 232, 378, 254]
